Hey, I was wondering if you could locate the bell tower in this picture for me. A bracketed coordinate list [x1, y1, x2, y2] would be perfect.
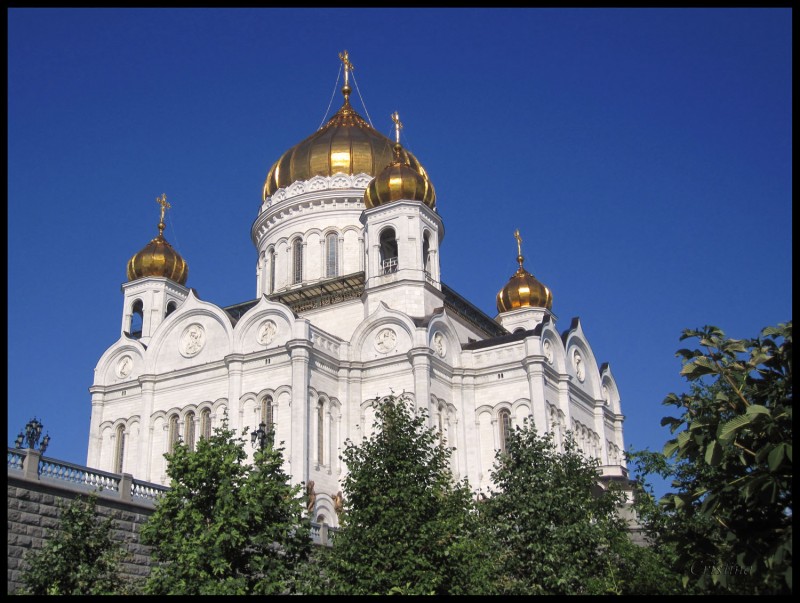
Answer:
[122, 194, 190, 344]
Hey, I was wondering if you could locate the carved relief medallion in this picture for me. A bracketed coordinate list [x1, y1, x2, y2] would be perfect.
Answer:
[573, 349, 585, 382]
[374, 328, 397, 353]
[543, 339, 553, 364]
[116, 355, 133, 378]
[433, 332, 446, 357]
[257, 320, 278, 346]
[180, 323, 206, 358]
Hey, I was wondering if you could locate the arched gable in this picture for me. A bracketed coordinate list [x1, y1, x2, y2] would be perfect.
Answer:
[145, 290, 234, 374]
[427, 311, 461, 367]
[561, 317, 602, 399]
[539, 323, 567, 374]
[599, 363, 622, 416]
[93, 338, 147, 387]
[348, 302, 416, 362]
[232, 295, 295, 354]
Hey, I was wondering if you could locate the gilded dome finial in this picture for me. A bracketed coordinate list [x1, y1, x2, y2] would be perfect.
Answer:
[127, 193, 188, 285]
[391, 111, 404, 162]
[391, 111, 403, 144]
[496, 229, 553, 313]
[156, 193, 170, 236]
[338, 50, 354, 100]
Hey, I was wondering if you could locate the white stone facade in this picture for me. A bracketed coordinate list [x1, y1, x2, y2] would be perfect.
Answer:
[88, 138, 627, 530]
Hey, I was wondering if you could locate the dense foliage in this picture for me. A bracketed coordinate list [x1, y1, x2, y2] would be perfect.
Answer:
[309, 393, 494, 595]
[483, 422, 674, 594]
[140, 413, 311, 595]
[18, 493, 134, 595]
[631, 321, 792, 594]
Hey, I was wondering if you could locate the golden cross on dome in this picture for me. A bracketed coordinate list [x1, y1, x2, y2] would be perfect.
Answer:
[156, 193, 170, 223]
[514, 229, 525, 268]
[339, 50, 354, 87]
[391, 111, 403, 144]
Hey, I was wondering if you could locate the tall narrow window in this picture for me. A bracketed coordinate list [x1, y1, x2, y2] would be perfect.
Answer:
[168, 414, 180, 453]
[292, 239, 303, 284]
[325, 233, 338, 278]
[130, 300, 144, 339]
[166, 301, 177, 317]
[423, 232, 431, 276]
[114, 424, 126, 474]
[184, 411, 195, 451]
[200, 408, 212, 439]
[317, 401, 325, 464]
[498, 409, 512, 453]
[379, 228, 398, 274]
[261, 396, 274, 445]
[269, 249, 276, 293]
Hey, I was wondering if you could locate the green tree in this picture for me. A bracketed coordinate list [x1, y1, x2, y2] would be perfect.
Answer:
[633, 321, 792, 594]
[309, 393, 495, 595]
[484, 421, 669, 595]
[17, 493, 136, 595]
[140, 413, 312, 595]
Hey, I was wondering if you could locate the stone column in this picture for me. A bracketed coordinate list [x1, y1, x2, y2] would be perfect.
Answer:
[225, 354, 245, 430]
[523, 357, 548, 434]
[287, 339, 312, 484]
[87, 386, 106, 468]
[139, 375, 156, 481]
[408, 348, 432, 425]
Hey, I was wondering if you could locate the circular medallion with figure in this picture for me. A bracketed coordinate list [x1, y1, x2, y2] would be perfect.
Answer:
[180, 323, 206, 358]
[375, 328, 397, 353]
[573, 349, 585, 382]
[257, 320, 278, 346]
[433, 332, 446, 357]
[116, 355, 133, 378]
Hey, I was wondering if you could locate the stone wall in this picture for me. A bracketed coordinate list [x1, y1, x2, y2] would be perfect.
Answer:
[7, 449, 164, 594]
[7, 448, 334, 594]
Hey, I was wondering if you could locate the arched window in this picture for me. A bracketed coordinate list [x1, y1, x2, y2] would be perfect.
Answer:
[422, 232, 431, 276]
[114, 424, 126, 474]
[325, 232, 338, 278]
[292, 238, 303, 284]
[269, 249, 276, 293]
[317, 401, 325, 465]
[166, 301, 177, 317]
[168, 414, 180, 454]
[498, 409, 512, 453]
[261, 396, 274, 445]
[130, 299, 144, 339]
[200, 408, 212, 440]
[184, 411, 195, 451]
[379, 228, 398, 274]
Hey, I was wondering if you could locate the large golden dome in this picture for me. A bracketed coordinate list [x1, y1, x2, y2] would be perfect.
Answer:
[496, 231, 552, 313]
[262, 76, 433, 200]
[126, 195, 188, 285]
[364, 142, 436, 209]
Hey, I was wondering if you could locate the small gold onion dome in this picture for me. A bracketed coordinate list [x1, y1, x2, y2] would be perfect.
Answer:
[126, 196, 188, 285]
[262, 75, 433, 200]
[364, 142, 436, 209]
[496, 231, 552, 312]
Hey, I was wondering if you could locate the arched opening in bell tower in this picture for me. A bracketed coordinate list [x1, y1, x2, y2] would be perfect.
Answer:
[379, 228, 398, 274]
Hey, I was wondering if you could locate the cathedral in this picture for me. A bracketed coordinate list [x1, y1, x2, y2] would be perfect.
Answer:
[87, 52, 628, 527]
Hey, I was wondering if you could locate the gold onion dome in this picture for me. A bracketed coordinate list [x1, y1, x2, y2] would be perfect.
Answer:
[364, 141, 436, 209]
[262, 51, 434, 201]
[126, 194, 189, 286]
[496, 230, 552, 313]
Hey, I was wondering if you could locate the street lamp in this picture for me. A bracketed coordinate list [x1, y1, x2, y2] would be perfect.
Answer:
[15, 417, 50, 453]
[250, 422, 271, 450]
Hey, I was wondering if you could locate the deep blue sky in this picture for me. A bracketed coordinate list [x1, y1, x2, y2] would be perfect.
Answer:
[8, 8, 792, 499]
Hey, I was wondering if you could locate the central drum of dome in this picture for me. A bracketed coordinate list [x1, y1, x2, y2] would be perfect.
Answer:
[262, 97, 432, 201]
